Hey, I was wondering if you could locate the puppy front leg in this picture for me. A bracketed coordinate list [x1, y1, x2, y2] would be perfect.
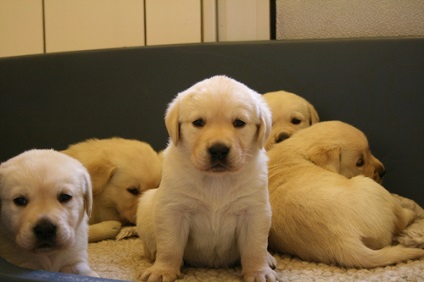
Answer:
[88, 221, 122, 242]
[140, 212, 189, 282]
[238, 212, 279, 282]
[61, 262, 99, 277]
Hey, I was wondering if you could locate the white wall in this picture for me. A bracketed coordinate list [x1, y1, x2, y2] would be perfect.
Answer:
[0, 0, 270, 58]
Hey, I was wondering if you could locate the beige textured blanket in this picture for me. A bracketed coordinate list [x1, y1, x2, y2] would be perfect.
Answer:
[88, 195, 424, 281]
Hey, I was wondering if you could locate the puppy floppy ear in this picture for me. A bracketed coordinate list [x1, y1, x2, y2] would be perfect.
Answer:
[80, 167, 93, 217]
[85, 160, 116, 195]
[257, 97, 273, 149]
[165, 97, 180, 145]
[305, 144, 341, 173]
[308, 104, 320, 125]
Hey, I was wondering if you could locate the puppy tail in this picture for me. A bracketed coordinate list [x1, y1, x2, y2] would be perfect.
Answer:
[344, 244, 424, 268]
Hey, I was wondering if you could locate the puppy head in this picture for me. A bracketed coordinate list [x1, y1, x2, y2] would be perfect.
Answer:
[0, 149, 92, 253]
[263, 91, 319, 150]
[290, 121, 385, 183]
[165, 75, 271, 173]
[63, 138, 162, 224]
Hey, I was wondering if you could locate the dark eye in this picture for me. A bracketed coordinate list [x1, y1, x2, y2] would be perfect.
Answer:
[58, 193, 72, 203]
[356, 157, 365, 167]
[192, 119, 205, 127]
[13, 197, 28, 207]
[233, 119, 246, 128]
[127, 187, 140, 196]
[291, 118, 301, 125]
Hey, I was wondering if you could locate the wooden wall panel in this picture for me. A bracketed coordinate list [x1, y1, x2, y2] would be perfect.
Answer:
[145, 0, 201, 46]
[217, 0, 270, 41]
[44, 0, 145, 53]
[0, 0, 44, 58]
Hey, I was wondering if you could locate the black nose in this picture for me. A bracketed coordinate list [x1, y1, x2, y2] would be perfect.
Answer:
[33, 218, 56, 240]
[379, 167, 386, 178]
[275, 132, 291, 143]
[208, 143, 230, 161]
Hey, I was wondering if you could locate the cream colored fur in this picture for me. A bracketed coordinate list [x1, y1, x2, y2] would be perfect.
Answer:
[0, 149, 98, 276]
[137, 75, 278, 281]
[62, 138, 162, 242]
[263, 90, 319, 150]
[267, 121, 424, 268]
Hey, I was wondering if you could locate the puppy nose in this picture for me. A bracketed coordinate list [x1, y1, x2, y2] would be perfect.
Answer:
[378, 167, 386, 178]
[208, 143, 230, 161]
[33, 218, 56, 240]
[275, 132, 290, 143]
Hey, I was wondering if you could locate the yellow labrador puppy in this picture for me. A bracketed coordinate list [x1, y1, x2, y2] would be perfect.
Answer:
[137, 75, 278, 281]
[0, 149, 98, 276]
[263, 90, 319, 150]
[268, 121, 424, 268]
[63, 137, 162, 242]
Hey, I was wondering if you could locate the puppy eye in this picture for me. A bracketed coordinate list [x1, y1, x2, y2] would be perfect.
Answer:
[192, 119, 205, 127]
[58, 193, 72, 203]
[13, 197, 28, 207]
[127, 187, 140, 196]
[291, 118, 301, 125]
[233, 119, 246, 128]
[356, 157, 365, 167]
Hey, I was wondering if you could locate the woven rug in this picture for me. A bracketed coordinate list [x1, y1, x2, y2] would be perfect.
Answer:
[88, 195, 424, 281]
[88, 238, 424, 281]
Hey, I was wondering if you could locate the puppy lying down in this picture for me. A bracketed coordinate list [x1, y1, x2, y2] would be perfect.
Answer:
[267, 121, 424, 268]
[63, 137, 162, 242]
[0, 149, 98, 276]
[137, 75, 278, 281]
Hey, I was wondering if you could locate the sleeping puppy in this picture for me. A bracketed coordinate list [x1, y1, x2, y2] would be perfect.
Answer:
[62, 137, 162, 242]
[268, 121, 424, 268]
[263, 90, 319, 150]
[0, 149, 98, 276]
[137, 75, 278, 281]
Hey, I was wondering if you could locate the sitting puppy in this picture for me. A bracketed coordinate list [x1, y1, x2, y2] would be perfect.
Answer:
[62, 137, 162, 242]
[267, 121, 424, 268]
[0, 149, 98, 276]
[263, 90, 319, 150]
[137, 75, 278, 281]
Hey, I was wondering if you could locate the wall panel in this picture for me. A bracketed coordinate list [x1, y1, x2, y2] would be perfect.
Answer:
[145, 0, 201, 46]
[0, 0, 44, 58]
[44, 0, 145, 53]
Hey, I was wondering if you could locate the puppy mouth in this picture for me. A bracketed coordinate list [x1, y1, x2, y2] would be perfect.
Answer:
[33, 241, 57, 253]
[374, 175, 383, 184]
[208, 162, 230, 173]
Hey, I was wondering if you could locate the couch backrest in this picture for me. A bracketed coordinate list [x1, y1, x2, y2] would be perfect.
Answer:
[1, 38, 423, 205]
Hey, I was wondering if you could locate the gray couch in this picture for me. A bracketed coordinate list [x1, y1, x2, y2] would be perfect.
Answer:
[0, 37, 423, 280]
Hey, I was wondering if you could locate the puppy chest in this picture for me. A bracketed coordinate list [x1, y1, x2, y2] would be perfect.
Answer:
[184, 209, 241, 266]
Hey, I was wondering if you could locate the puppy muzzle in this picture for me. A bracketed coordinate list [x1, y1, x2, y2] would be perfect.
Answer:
[208, 143, 230, 172]
[33, 218, 57, 250]
[374, 167, 386, 184]
[275, 132, 291, 144]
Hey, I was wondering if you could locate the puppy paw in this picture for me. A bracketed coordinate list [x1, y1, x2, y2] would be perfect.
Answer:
[243, 267, 279, 282]
[115, 226, 138, 240]
[89, 221, 122, 242]
[396, 218, 424, 248]
[267, 252, 277, 269]
[139, 266, 182, 282]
